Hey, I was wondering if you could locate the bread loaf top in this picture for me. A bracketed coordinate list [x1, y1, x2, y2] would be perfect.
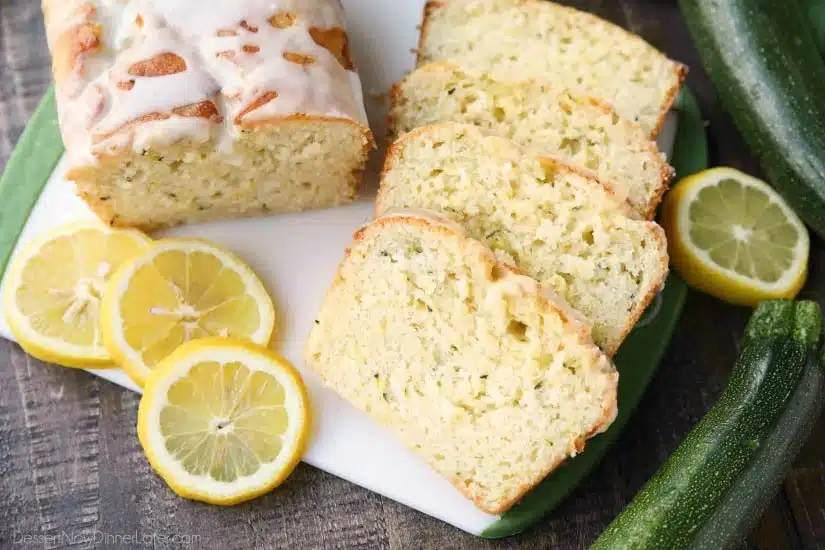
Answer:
[43, 0, 370, 170]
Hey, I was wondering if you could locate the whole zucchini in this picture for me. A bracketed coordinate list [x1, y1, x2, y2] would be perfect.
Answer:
[591, 300, 823, 549]
[680, 0, 825, 240]
[692, 326, 825, 549]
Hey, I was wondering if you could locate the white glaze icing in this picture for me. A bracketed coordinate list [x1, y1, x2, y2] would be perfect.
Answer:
[46, 0, 370, 169]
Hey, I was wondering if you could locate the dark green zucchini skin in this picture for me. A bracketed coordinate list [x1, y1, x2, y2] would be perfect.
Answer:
[801, 0, 825, 57]
[692, 329, 825, 549]
[680, 0, 825, 239]
[591, 301, 822, 550]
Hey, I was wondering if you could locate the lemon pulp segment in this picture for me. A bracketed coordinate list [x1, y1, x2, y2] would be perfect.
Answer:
[138, 339, 309, 505]
[160, 360, 288, 480]
[102, 239, 275, 386]
[3, 222, 150, 367]
[687, 177, 800, 283]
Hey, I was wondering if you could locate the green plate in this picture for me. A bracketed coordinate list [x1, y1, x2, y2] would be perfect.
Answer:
[0, 87, 62, 278]
[481, 88, 708, 538]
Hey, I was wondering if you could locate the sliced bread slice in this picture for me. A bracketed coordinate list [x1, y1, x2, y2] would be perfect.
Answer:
[417, 0, 686, 136]
[390, 62, 673, 219]
[304, 210, 618, 514]
[377, 123, 669, 354]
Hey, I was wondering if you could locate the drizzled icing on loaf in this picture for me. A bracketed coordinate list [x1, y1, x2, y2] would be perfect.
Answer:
[43, 0, 369, 169]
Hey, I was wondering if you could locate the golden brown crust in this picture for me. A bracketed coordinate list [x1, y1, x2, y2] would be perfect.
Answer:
[310, 27, 355, 71]
[379, 123, 418, 185]
[128, 52, 188, 77]
[283, 51, 316, 66]
[172, 100, 222, 122]
[581, 93, 675, 219]
[385, 81, 403, 142]
[234, 91, 280, 125]
[268, 11, 297, 29]
[645, 158, 676, 220]
[415, 1, 444, 65]
[483, 453, 567, 515]
[375, 127, 410, 213]
[92, 112, 171, 144]
[604, 221, 670, 356]
[51, 22, 103, 82]
[327, 212, 619, 515]
[240, 20, 259, 33]
[650, 62, 689, 139]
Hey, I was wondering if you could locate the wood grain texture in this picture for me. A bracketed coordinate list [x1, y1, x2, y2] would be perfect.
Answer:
[1, 0, 824, 548]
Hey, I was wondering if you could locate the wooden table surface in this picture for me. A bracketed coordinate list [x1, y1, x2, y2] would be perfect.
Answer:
[1, 0, 824, 548]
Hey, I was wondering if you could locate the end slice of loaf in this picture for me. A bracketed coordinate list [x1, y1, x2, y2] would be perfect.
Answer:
[390, 62, 674, 219]
[45, 0, 375, 230]
[377, 123, 669, 354]
[305, 210, 618, 514]
[417, 0, 686, 136]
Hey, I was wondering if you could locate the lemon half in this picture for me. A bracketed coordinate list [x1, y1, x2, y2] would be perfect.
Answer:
[138, 338, 310, 505]
[662, 167, 809, 306]
[3, 221, 151, 367]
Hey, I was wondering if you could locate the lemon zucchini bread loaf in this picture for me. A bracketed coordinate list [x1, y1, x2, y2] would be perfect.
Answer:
[390, 62, 674, 219]
[305, 210, 618, 514]
[417, 0, 686, 136]
[43, 0, 374, 230]
[377, 123, 668, 355]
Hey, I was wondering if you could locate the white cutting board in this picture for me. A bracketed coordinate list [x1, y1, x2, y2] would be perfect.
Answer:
[0, 0, 505, 535]
[0, 0, 679, 536]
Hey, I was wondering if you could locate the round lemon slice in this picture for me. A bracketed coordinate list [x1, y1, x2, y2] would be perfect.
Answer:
[101, 239, 275, 387]
[662, 167, 809, 306]
[138, 338, 310, 505]
[3, 221, 151, 367]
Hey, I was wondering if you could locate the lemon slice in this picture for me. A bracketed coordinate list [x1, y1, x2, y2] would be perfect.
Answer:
[3, 221, 151, 367]
[662, 167, 809, 306]
[138, 338, 310, 505]
[101, 239, 275, 386]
